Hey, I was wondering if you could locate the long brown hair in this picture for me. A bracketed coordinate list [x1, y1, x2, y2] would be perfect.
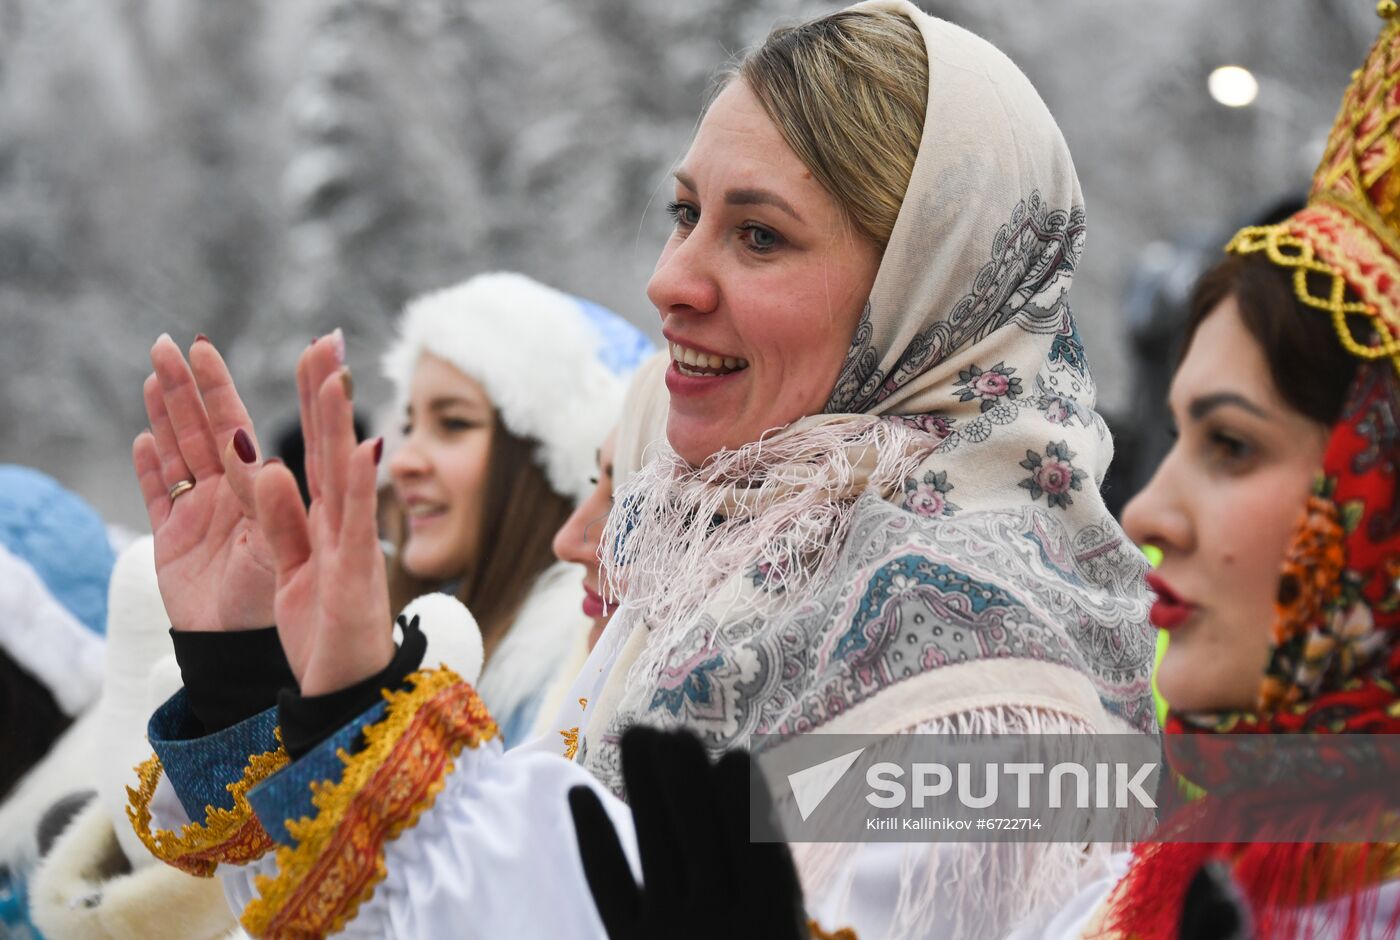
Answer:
[387, 413, 574, 662]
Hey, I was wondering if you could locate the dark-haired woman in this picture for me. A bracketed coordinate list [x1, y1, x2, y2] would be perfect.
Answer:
[1012, 9, 1400, 935]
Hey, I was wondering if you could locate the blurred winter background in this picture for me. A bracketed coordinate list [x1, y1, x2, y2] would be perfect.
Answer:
[0, 0, 1377, 528]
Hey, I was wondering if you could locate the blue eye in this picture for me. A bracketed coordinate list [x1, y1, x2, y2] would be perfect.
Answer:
[740, 223, 781, 253]
[666, 201, 699, 227]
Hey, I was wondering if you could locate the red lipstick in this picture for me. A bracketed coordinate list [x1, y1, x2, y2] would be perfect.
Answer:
[1145, 573, 1195, 631]
[582, 583, 606, 619]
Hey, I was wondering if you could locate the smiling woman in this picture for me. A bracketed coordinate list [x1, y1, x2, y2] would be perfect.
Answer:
[654, 79, 883, 465]
[651, 8, 923, 466]
[380, 273, 654, 744]
[121, 3, 1155, 938]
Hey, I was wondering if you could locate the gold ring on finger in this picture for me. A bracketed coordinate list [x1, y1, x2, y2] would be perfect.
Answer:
[168, 479, 196, 502]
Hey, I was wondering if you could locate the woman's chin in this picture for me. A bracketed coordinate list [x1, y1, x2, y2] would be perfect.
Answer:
[401, 546, 456, 585]
[666, 425, 723, 467]
[666, 412, 754, 467]
[1156, 671, 1256, 716]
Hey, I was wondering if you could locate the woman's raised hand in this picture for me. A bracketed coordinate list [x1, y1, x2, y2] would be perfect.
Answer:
[253, 339, 393, 697]
[133, 334, 309, 632]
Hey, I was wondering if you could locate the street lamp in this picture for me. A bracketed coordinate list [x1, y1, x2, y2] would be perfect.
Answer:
[1208, 65, 1260, 108]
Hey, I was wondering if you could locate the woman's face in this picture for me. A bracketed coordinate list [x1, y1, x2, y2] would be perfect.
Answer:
[388, 354, 495, 583]
[552, 429, 618, 650]
[1122, 297, 1330, 713]
[648, 80, 882, 466]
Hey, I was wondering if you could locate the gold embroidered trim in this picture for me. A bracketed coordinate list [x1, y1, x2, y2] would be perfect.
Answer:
[561, 726, 580, 761]
[561, 697, 587, 760]
[809, 920, 859, 939]
[240, 668, 497, 939]
[1228, 208, 1400, 376]
[125, 740, 289, 877]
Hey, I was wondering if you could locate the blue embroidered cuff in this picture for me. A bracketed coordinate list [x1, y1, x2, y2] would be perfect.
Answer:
[148, 688, 279, 821]
[246, 698, 390, 846]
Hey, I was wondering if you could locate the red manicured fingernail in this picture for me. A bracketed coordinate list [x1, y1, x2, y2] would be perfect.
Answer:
[309, 336, 318, 348]
[373, 437, 384, 465]
[194, 333, 211, 345]
[233, 428, 257, 464]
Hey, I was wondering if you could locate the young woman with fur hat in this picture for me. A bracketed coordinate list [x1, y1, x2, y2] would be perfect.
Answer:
[379, 272, 653, 744]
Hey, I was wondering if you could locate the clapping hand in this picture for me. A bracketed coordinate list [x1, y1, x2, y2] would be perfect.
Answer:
[131, 334, 333, 632]
[251, 336, 393, 697]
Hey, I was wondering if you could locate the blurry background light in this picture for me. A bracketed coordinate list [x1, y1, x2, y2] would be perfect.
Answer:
[1208, 65, 1260, 107]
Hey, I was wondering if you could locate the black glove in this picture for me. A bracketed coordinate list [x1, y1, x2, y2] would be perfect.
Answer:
[568, 726, 807, 940]
[1179, 860, 1254, 940]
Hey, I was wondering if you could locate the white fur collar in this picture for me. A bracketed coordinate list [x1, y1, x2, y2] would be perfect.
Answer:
[472, 562, 591, 726]
[0, 542, 104, 715]
[29, 800, 235, 940]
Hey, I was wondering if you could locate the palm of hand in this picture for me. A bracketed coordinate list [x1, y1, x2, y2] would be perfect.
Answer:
[253, 346, 393, 697]
[271, 503, 390, 695]
[153, 475, 276, 631]
[135, 331, 394, 695]
[134, 335, 285, 634]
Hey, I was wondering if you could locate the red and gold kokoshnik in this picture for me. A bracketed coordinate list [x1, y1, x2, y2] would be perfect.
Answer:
[1229, 1, 1400, 376]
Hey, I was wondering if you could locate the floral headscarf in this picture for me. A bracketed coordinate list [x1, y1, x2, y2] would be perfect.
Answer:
[552, 2, 1155, 935]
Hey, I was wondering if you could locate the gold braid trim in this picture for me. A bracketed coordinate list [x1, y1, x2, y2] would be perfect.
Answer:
[561, 726, 580, 761]
[809, 920, 859, 939]
[240, 667, 497, 939]
[125, 740, 290, 877]
[560, 697, 588, 761]
[1227, 203, 1400, 377]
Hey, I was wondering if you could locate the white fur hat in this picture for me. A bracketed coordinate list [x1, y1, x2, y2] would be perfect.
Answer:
[0, 542, 104, 716]
[381, 272, 654, 503]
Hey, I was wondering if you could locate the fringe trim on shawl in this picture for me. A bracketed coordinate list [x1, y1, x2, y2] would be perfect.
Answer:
[1105, 831, 1400, 940]
[600, 416, 937, 695]
[794, 704, 1123, 940]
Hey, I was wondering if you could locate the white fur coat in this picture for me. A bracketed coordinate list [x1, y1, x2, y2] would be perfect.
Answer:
[471, 561, 591, 744]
